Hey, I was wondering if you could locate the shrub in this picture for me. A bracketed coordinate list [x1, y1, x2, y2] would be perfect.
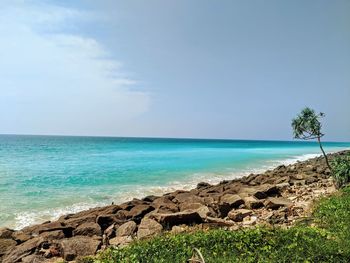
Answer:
[331, 154, 350, 188]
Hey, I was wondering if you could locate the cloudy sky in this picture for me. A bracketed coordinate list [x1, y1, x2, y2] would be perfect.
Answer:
[1, 0, 349, 141]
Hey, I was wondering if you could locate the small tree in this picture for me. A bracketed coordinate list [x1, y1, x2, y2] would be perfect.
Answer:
[291, 107, 332, 171]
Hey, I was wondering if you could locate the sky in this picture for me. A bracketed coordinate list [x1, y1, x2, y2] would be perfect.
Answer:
[0, 0, 349, 141]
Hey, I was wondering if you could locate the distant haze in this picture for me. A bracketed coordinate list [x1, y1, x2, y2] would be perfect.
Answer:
[1, 0, 349, 141]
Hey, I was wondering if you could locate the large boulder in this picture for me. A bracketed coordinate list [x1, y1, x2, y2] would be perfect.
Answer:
[96, 214, 126, 231]
[73, 222, 102, 237]
[137, 218, 163, 239]
[0, 238, 17, 256]
[172, 193, 204, 204]
[2, 237, 44, 263]
[60, 236, 101, 261]
[109, 236, 133, 247]
[0, 228, 14, 239]
[40, 230, 65, 240]
[243, 196, 264, 209]
[265, 197, 292, 210]
[116, 221, 137, 237]
[127, 205, 154, 221]
[150, 211, 202, 228]
[228, 209, 252, 222]
[217, 194, 244, 217]
[179, 203, 210, 219]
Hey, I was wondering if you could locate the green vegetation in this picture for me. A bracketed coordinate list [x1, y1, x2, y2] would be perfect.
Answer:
[331, 153, 350, 188]
[291, 107, 331, 171]
[83, 187, 350, 263]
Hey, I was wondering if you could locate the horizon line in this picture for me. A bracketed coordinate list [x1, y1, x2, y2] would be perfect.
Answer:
[0, 133, 349, 144]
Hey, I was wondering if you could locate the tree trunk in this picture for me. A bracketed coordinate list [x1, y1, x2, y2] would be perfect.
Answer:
[317, 136, 332, 172]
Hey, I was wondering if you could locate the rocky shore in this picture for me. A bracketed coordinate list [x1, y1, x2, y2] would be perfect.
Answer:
[1, 150, 348, 263]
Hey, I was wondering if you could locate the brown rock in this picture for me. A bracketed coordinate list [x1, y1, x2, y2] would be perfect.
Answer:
[0, 228, 14, 239]
[127, 205, 154, 221]
[228, 209, 253, 222]
[63, 215, 97, 228]
[40, 230, 65, 240]
[137, 218, 163, 239]
[2, 237, 44, 263]
[96, 214, 126, 231]
[243, 196, 264, 209]
[265, 197, 292, 210]
[173, 193, 204, 204]
[116, 221, 137, 237]
[60, 236, 101, 261]
[220, 194, 244, 207]
[12, 231, 31, 244]
[109, 236, 133, 247]
[150, 211, 202, 228]
[0, 238, 17, 256]
[179, 203, 210, 218]
[73, 222, 102, 237]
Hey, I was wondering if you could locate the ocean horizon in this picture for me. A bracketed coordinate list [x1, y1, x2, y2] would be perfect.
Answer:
[1, 134, 349, 230]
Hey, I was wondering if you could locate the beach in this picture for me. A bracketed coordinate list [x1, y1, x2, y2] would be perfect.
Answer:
[0, 149, 349, 262]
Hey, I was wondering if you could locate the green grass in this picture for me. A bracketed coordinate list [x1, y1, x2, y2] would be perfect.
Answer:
[83, 187, 350, 263]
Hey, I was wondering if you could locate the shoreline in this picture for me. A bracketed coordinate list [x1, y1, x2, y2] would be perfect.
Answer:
[0, 150, 348, 262]
[7, 151, 326, 230]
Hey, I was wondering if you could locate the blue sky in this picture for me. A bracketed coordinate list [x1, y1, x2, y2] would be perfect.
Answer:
[1, 0, 349, 141]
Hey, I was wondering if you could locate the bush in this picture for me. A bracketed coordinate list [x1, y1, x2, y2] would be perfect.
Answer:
[331, 154, 350, 188]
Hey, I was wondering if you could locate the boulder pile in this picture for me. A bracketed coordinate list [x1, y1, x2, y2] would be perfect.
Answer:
[1, 151, 347, 262]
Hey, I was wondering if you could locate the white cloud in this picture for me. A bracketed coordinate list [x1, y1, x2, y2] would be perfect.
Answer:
[0, 2, 150, 135]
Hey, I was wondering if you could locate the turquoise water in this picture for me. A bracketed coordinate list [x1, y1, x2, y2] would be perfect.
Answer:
[0, 135, 349, 229]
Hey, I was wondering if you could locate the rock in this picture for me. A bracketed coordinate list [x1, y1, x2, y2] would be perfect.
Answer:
[0, 238, 17, 256]
[276, 182, 290, 191]
[109, 236, 133, 247]
[0, 228, 14, 239]
[116, 221, 137, 237]
[73, 222, 102, 237]
[204, 217, 235, 226]
[265, 197, 292, 210]
[171, 225, 187, 234]
[243, 196, 264, 209]
[137, 218, 163, 239]
[104, 224, 116, 239]
[127, 205, 154, 221]
[21, 255, 47, 263]
[239, 184, 279, 199]
[60, 236, 101, 261]
[242, 215, 257, 225]
[96, 214, 126, 231]
[220, 194, 244, 207]
[63, 215, 97, 228]
[2, 237, 44, 263]
[197, 182, 211, 189]
[291, 174, 306, 180]
[142, 195, 159, 202]
[228, 209, 253, 222]
[12, 231, 31, 244]
[179, 203, 210, 218]
[40, 230, 65, 240]
[173, 193, 204, 204]
[305, 176, 318, 184]
[217, 194, 244, 217]
[150, 211, 202, 228]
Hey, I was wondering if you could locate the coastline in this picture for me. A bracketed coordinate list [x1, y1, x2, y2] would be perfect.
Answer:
[9, 151, 325, 230]
[1, 150, 348, 262]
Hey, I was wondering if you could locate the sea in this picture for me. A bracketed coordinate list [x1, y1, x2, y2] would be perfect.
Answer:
[0, 135, 349, 230]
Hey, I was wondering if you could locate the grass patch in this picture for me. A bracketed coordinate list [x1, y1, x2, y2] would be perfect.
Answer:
[85, 187, 350, 263]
